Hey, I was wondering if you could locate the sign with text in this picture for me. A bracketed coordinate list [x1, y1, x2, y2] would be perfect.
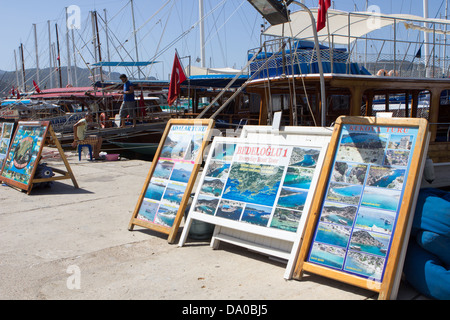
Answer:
[128, 119, 215, 243]
[293, 116, 429, 300]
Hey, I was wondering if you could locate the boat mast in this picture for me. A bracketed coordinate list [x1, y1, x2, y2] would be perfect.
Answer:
[55, 23, 63, 88]
[130, 0, 142, 79]
[423, 0, 431, 77]
[72, 28, 78, 86]
[48, 20, 53, 89]
[33, 24, 40, 86]
[65, 7, 73, 86]
[14, 50, 20, 92]
[91, 11, 99, 82]
[104, 9, 112, 76]
[20, 43, 26, 92]
[199, 0, 206, 68]
[94, 11, 104, 82]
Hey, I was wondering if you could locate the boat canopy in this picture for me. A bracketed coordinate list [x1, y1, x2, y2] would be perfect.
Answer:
[263, 8, 450, 45]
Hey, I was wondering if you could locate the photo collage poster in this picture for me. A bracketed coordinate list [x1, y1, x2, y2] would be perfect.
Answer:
[191, 139, 322, 234]
[307, 124, 418, 282]
[136, 124, 209, 228]
[1, 122, 48, 186]
[0, 122, 15, 170]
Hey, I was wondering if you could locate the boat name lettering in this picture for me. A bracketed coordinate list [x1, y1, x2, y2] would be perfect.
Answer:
[236, 146, 288, 157]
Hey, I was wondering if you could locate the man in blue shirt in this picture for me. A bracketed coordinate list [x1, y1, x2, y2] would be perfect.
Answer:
[118, 74, 136, 128]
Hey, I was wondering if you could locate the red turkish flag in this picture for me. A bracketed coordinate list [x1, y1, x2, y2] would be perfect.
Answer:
[167, 52, 187, 106]
[317, 0, 330, 32]
[33, 80, 42, 93]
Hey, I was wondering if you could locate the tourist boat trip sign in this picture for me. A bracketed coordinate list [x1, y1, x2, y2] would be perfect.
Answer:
[128, 119, 214, 243]
[294, 116, 429, 300]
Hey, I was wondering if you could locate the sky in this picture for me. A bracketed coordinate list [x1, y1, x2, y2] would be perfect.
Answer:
[0, 0, 447, 84]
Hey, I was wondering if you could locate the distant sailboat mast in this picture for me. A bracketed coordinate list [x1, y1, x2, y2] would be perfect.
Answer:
[423, 0, 431, 77]
[199, 0, 206, 68]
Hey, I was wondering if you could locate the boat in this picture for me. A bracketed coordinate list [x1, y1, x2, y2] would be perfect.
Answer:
[237, 7, 450, 188]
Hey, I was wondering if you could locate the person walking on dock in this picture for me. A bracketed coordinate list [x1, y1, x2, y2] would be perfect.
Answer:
[118, 74, 136, 128]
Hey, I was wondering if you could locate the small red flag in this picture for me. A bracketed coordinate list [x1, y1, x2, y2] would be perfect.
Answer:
[139, 90, 146, 117]
[317, 0, 331, 32]
[33, 80, 42, 93]
[167, 51, 187, 106]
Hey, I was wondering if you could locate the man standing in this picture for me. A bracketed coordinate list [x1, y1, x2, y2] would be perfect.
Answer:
[118, 74, 136, 128]
[72, 112, 103, 160]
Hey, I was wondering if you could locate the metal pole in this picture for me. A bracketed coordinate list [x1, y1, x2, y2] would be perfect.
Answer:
[55, 23, 63, 88]
[444, 0, 448, 76]
[424, 0, 431, 77]
[91, 11, 98, 82]
[14, 50, 20, 90]
[104, 9, 112, 75]
[33, 24, 40, 85]
[130, 0, 142, 79]
[20, 43, 26, 92]
[72, 29, 78, 86]
[199, 0, 206, 68]
[48, 20, 53, 88]
[292, 1, 327, 126]
[65, 8, 73, 85]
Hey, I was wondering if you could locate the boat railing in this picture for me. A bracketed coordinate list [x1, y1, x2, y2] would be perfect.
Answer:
[251, 30, 450, 79]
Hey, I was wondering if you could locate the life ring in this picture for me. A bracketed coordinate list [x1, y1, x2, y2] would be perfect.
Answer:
[376, 69, 387, 76]
[99, 112, 106, 128]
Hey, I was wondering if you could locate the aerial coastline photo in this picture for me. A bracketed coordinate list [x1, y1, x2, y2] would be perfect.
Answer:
[308, 242, 346, 269]
[215, 199, 244, 220]
[366, 166, 405, 189]
[241, 203, 272, 227]
[326, 182, 363, 206]
[360, 186, 401, 212]
[289, 147, 320, 167]
[336, 132, 388, 165]
[270, 207, 302, 232]
[194, 195, 220, 215]
[283, 166, 314, 190]
[320, 201, 357, 227]
[331, 162, 368, 185]
[314, 222, 351, 248]
[354, 206, 396, 234]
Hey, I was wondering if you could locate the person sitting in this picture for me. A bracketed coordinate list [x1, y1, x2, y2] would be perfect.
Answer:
[72, 112, 103, 160]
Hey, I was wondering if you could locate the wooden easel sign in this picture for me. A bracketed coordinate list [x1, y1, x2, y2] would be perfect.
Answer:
[128, 119, 215, 243]
[0, 121, 50, 191]
[179, 129, 330, 278]
[0, 121, 78, 194]
[293, 116, 429, 300]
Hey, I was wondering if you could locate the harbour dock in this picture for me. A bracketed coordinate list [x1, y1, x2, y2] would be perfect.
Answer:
[0, 148, 426, 300]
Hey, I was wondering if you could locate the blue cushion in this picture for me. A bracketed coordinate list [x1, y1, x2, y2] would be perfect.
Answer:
[404, 241, 450, 300]
[417, 230, 450, 267]
[412, 188, 450, 237]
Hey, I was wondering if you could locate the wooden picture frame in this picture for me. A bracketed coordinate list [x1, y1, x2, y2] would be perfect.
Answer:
[179, 125, 332, 278]
[128, 118, 215, 243]
[0, 121, 78, 194]
[293, 116, 429, 300]
[1, 121, 50, 191]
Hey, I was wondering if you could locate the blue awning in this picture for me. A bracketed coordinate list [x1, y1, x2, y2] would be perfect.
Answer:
[91, 61, 159, 67]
